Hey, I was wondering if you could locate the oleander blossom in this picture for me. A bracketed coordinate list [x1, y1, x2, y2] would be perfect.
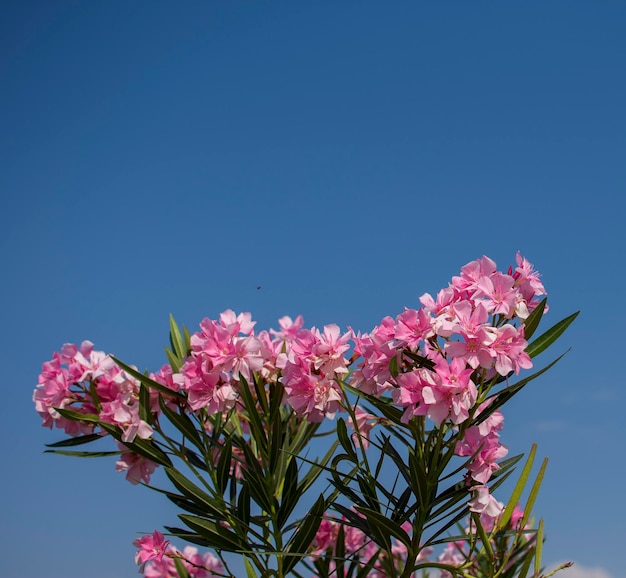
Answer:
[34, 253, 559, 578]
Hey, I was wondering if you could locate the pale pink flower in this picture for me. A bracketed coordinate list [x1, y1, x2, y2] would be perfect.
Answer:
[270, 315, 305, 341]
[312, 324, 352, 375]
[514, 252, 546, 296]
[116, 444, 158, 484]
[468, 485, 504, 518]
[283, 371, 342, 422]
[347, 406, 377, 450]
[451, 255, 497, 292]
[100, 393, 153, 443]
[475, 272, 518, 317]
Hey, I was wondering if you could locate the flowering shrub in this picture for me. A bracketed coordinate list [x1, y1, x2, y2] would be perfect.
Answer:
[34, 254, 577, 577]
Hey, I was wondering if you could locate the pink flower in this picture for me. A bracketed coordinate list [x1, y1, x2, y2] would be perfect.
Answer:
[116, 444, 158, 484]
[468, 485, 504, 519]
[134, 531, 170, 570]
[347, 406, 377, 450]
[100, 393, 153, 443]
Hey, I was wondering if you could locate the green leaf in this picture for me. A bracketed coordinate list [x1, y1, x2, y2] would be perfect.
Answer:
[45, 433, 104, 447]
[165, 346, 182, 373]
[113, 430, 172, 467]
[277, 457, 301, 528]
[244, 558, 257, 578]
[166, 492, 216, 518]
[158, 395, 205, 453]
[496, 444, 537, 533]
[283, 494, 326, 574]
[165, 468, 224, 518]
[139, 382, 151, 423]
[44, 449, 121, 458]
[521, 457, 548, 530]
[534, 519, 544, 577]
[238, 375, 268, 453]
[403, 350, 435, 370]
[522, 297, 547, 341]
[173, 557, 191, 578]
[239, 442, 274, 513]
[354, 506, 412, 549]
[164, 526, 214, 548]
[237, 482, 251, 527]
[526, 311, 579, 358]
[53, 408, 100, 424]
[388, 355, 399, 378]
[336, 418, 358, 463]
[170, 314, 187, 359]
[179, 514, 244, 551]
[216, 438, 233, 495]
[111, 357, 185, 400]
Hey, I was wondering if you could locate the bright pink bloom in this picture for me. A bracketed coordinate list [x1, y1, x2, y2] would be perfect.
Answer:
[134, 531, 170, 569]
[394, 307, 433, 349]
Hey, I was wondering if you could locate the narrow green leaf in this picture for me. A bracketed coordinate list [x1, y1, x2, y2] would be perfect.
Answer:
[165, 346, 182, 373]
[269, 409, 284, 475]
[166, 492, 216, 518]
[403, 350, 435, 370]
[178, 514, 244, 551]
[534, 519, 544, 577]
[526, 311, 579, 358]
[521, 457, 548, 530]
[44, 449, 120, 458]
[336, 418, 358, 463]
[183, 326, 192, 350]
[170, 314, 187, 359]
[158, 395, 205, 452]
[122, 435, 172, 467]
[216, 438, 233, 495]
[244, 558, 257, 578]
[111, 357, 185, 400]
[238, 375, 268, 452]
[277, 457, 301, 528]
[139, 382, 151, 423]
[354, 506, 411, 548]
[45, 433, 103, 447]
[181, 447, 210, 472]
[239, 442, 274, 513]
[496, 444, 537, 533]
[173, 557, 191, 578]
[471, 512, 494, 562]
[54, 407, 100, 424]
[164, 526, 214, 548]
[522, 297, 547, 341]
[517, 545, 534, 578]
[283, 494, 326, 574]
[237, 482, 251, 527]
[388, 355, 399, 378]
[165, 469, 223, 518]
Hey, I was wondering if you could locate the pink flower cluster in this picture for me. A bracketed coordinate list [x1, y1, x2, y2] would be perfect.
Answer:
[352, 253, 544, 426]
[32, 340, 155, 443]
[34, 253, 547, 564]
[134, 531, 223, 577]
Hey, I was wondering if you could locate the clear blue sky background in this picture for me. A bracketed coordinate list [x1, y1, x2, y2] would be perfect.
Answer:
[1, 2, 624, 577]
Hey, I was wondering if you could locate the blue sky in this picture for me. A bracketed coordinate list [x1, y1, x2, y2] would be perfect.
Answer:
[1, 1, 625, 576]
